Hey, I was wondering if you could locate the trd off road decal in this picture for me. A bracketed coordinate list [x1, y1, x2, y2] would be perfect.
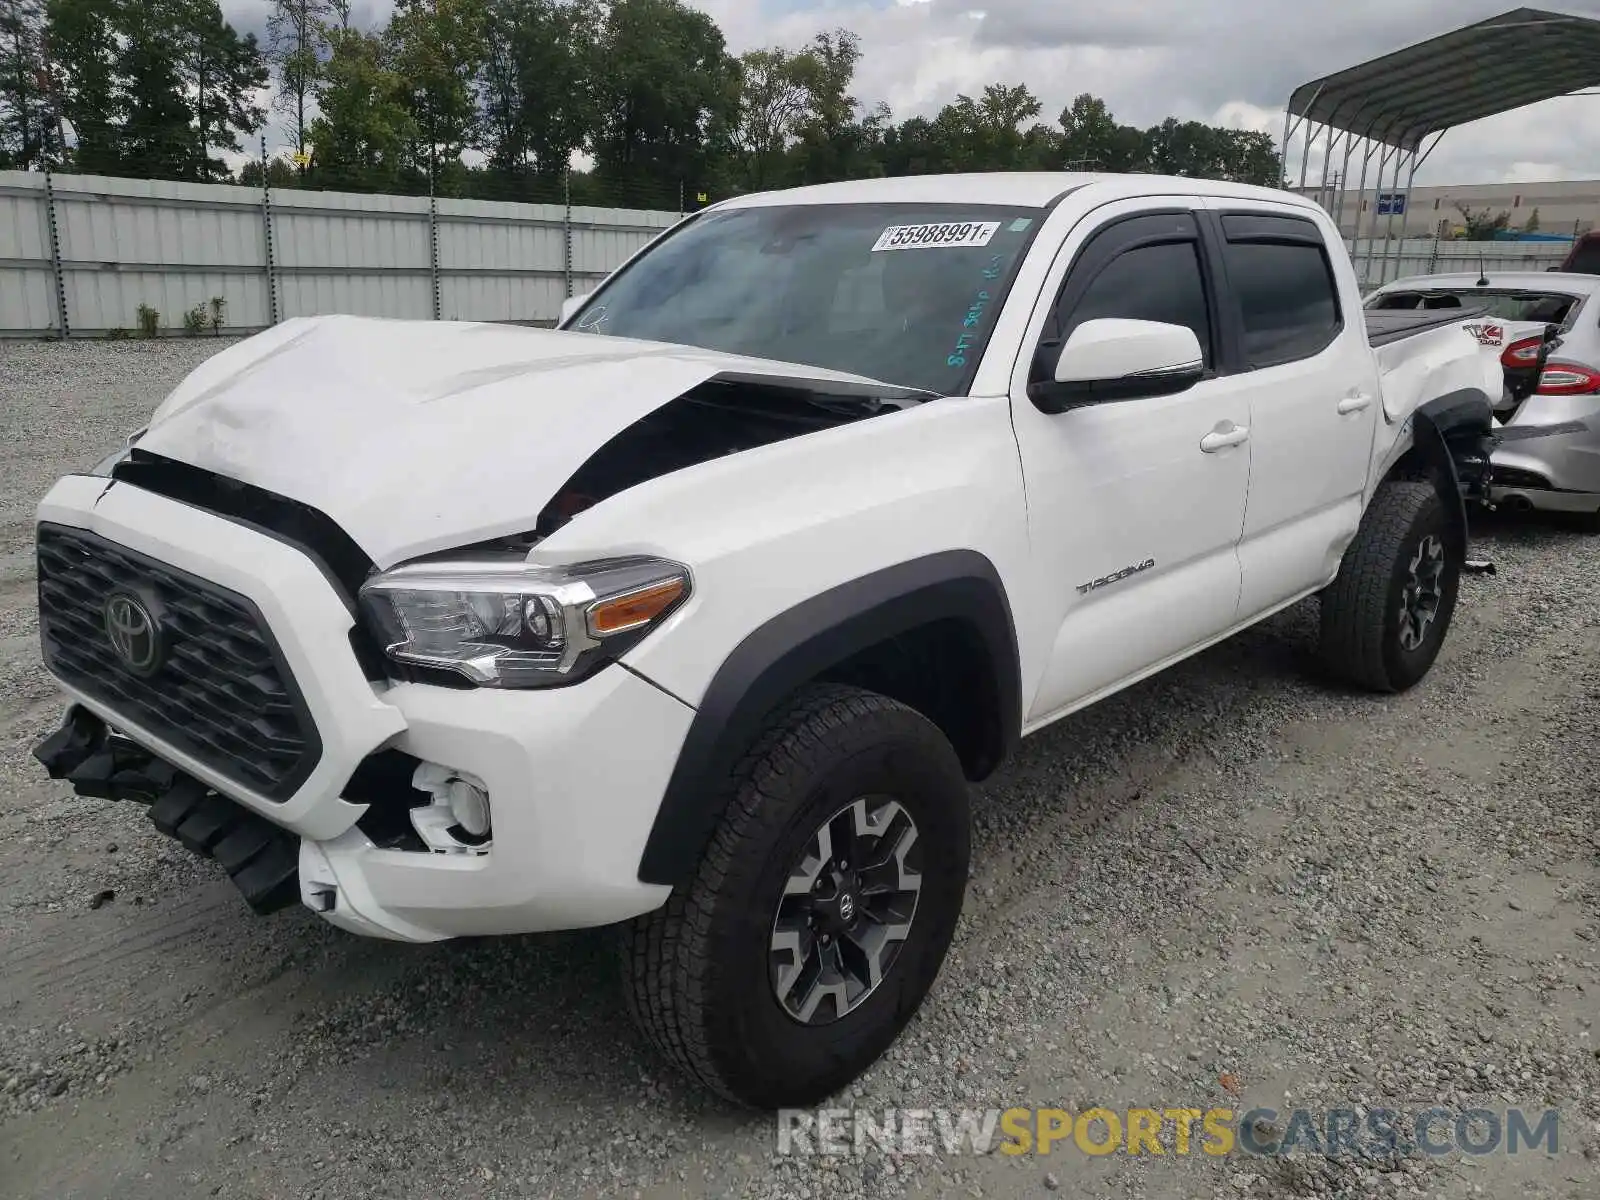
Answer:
[1076, 558, 1156, 595]
[1463, 322, 1504, 347]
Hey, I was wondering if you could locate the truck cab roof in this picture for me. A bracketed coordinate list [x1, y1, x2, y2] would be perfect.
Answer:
[711, 171, 1330, 214]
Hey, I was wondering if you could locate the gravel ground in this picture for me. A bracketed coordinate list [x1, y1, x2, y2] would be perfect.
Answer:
[0, 337, 1597, 1200]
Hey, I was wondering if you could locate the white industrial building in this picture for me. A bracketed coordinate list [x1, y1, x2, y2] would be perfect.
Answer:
[1297, 178, 1600, 239]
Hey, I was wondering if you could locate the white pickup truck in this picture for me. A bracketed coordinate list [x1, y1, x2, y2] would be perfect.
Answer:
[34, 173, 1506, 1109]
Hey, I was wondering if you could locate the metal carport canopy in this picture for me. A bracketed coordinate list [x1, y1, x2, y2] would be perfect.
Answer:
[1288, 6, 1600, 152]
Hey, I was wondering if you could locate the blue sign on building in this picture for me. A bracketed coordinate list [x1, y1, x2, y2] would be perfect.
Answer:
[1376, 192, 1408, 215]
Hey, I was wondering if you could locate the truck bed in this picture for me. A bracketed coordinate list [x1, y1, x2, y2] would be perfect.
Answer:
[1364, 305, 1491, 348]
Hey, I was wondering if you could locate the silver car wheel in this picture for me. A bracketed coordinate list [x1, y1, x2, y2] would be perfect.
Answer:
[768, 795, 923, 1025]
[1398, 533, 1446, 651]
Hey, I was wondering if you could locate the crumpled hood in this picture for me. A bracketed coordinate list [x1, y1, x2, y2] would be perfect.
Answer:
[134, 315, 913, 568]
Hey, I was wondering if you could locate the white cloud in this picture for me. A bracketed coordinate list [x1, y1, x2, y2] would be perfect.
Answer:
[223, 0, 1600, 185]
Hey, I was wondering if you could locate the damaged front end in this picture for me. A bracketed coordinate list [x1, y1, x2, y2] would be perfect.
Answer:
[510, 375, 927, 545]
[34, 705, 302, 914]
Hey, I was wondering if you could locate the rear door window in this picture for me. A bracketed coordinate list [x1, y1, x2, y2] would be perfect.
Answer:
[1217, 223, 1343, 368]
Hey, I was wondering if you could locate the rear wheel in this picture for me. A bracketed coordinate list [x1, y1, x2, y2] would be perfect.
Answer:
[621, 684, 970, 1109]
[1318, 479, 1462, 693]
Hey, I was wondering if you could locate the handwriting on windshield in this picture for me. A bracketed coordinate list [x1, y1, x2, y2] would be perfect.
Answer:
[575, 305, 610, 332]
[947, 256, 1007, 368]
[946, 292, 989, 367]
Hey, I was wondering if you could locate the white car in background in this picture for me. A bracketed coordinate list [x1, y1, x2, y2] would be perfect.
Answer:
[1365, 271, 1600, 526]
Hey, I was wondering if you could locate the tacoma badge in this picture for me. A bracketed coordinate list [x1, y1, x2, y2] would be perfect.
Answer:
[1077, 558, 1156, 595]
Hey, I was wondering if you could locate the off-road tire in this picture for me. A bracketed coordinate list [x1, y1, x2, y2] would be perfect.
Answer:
[1318, 479, 1462, 693]
[620, 684, 970, 1109]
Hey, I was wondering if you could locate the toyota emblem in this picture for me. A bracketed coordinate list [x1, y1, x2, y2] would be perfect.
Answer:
[103, 592, 162, 676]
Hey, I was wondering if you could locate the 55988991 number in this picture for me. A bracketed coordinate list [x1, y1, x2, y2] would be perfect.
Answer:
[871, 221, 1001, 253]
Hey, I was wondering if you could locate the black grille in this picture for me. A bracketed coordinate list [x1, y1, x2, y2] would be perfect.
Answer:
[36, 523, 321, 800]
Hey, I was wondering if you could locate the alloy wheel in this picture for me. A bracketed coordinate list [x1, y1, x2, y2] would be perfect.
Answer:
[768, 796, 923, 1025]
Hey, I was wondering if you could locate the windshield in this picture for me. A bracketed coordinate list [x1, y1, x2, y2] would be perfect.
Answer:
[565, 202, 1045, 395]
[1366, 287, 1583, 327]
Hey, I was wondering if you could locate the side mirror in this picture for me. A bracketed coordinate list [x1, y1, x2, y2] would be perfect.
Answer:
[1028, 318, 1206, 413]
[559, 292, 593, 326]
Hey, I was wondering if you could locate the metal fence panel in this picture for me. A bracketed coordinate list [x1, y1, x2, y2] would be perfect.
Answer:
[47, 174, 269, 335]
[21, 173, 1572, 333]
[1346, 237, 1571, 291]
[0, 173, 54, 335]
[270, 188, 434, 322]
[435, 196, 570, 323]
[0, 169, 680, 338]
[568, 205, 678, 293]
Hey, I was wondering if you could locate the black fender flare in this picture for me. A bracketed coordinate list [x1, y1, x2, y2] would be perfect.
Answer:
[1405, 388, 1495, 552]
[635, 549, 1021, 887]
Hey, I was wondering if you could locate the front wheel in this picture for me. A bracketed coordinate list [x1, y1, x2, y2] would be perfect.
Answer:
[620, 684, 970, 1109]
[1318, 479, 1463, 693]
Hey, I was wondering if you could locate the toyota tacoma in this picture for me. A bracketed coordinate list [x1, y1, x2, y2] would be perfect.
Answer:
[34, 173, 1509, 1109]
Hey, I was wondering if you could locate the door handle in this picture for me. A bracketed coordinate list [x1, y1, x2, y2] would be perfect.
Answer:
[1337, 394, 1373, 415]
[1200, 424, 1250, 453]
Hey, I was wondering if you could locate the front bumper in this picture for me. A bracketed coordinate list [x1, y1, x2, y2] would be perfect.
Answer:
[33, 475, 691, 941]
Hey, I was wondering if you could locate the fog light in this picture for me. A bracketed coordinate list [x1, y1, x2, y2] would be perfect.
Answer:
[448, 777, 491, 837]
[410, 762, 493, 855]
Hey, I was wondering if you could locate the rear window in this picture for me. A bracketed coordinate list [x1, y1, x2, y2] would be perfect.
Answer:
[1366, 288, 1582, 326]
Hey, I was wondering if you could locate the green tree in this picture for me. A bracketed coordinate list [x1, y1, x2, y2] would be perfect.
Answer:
[1523, 207, 1541, 234]
[184, 0, 267, 180]
[113, 0, 195, 177]
[386, 0, 488, 191]
[789, 28, 879, 184]
[478, 0, 599, 195]
[1454, 203, 1510, 240]
[731, 45, 809, 191]
[0, 0, 52, 166]
[591, 0, 740, 209]
[1140, 117, 1223, 177]
[307, 25, 415, 190]
[877, 114, 952, 176]
[266, 0, 332, 168]
[1058, 93, 1141, 171]
[924, 83, 1047, 172]
[45, 0, 263, 179]
[44, 0, 116, 171]
[1135, 117, 1282, 183]
[1217, 129, 1280, 186]
[238, 154, 299, 186]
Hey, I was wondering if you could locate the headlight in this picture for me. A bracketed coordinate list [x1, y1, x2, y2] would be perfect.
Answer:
[90, 427, 147, 477]
[359, 555, 691, 688]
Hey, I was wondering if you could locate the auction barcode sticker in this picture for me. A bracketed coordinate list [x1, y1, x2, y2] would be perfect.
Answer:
[871, 221, 1002, 252]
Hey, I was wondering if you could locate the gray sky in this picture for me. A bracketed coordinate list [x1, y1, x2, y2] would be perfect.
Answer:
[222, 0, 1600, 185]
